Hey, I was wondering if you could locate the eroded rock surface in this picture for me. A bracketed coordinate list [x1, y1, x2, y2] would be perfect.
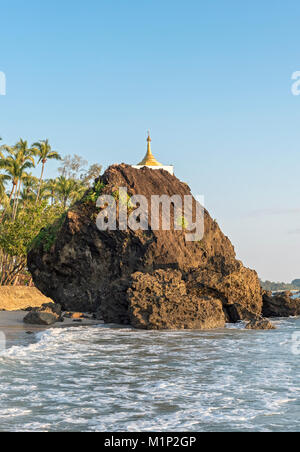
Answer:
[23, 311, 58, 326]
[23, 302, 62, 325]
[245, 318, 276, 330]
[28, 164, 263, 329]
[128, 270, 226, 330]
[262, 291, 300, 318]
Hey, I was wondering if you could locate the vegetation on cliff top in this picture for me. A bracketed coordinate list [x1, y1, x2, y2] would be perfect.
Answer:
[30, 211, 67, 253]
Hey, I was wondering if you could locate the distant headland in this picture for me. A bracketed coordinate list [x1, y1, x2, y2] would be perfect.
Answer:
[261, 279, 300, 292]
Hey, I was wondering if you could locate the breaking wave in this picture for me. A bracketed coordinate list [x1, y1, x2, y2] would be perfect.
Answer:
[0, 319, 299, 432]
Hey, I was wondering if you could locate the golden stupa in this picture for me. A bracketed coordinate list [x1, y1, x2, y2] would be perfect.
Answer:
[138, 132, 163, 167]
[133, 131, 174, 175]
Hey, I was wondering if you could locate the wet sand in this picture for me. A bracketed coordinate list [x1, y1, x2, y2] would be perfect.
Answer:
[0, 311, 102, 348]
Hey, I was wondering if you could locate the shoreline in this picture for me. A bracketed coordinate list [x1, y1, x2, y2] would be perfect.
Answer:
[0, 310, 287, 351]
[0, 310, 102, 349]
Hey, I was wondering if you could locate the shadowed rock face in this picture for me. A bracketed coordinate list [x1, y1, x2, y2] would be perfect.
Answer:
[28, 164, 263, 329]
[262, 291, 300, 318]
[23, 311, 58, 326]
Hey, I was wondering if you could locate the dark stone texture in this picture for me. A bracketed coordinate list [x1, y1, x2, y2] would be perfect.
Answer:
[28, 164, 263, 329]
[262, 291, 300, 318]
[23, 311, 58, 326]
[245, 318, 276, 330]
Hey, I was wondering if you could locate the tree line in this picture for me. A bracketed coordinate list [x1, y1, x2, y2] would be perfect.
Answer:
[0, 137, 102, 286]
[260, 279, 300, 292]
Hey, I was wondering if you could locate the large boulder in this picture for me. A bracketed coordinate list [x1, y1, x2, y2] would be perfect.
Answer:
[23, 311, 58, 326]
[127, 270, 226, 330]
[23, 302, 62, 326]
[262, 291, 300, 317]
[28, 164, 263, 329]
[25, 302, 62, 316]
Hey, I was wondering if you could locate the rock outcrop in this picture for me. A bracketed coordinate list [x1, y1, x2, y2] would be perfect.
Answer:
[23, 302, 62, 325]
[245, 318, 276, 330]
[23, 311, 58, 326]
[128, 270, 226, 330]
[262, 291, 300, 318]
[28, 164, 263, 330]
[25, 302, 62, 316]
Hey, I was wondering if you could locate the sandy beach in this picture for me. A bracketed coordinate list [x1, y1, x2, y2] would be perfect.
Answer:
[0, 287, 54, 311]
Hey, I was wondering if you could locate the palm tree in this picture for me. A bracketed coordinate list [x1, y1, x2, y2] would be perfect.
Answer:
[4, 141, 36, 219]
[55, 176, 85, 208]
[45, 178, 58, 205]
[0, 144, 35, 221]
[12, 140, 36, 218]
[21, 174, 38, 203]
[0, 137, 5, 159]
[19, 187, 35, 206]
[35, 183, 52, 202]
[15, 139, 36, 165]
[33, 140, 61, 202]
[13, 172, 38, 209]
[0, 138, 7, 204]
[23, 173, 38, 191]
[0, 159, 18, 222]
[20, 178, 51, 206]
[0, 147, 17, 220]
[0, 174, 9, 202]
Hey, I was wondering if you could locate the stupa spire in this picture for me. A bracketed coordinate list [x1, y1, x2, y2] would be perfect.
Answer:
[138, 131, 163, 166]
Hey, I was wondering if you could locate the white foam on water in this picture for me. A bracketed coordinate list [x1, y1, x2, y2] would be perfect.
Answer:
[0, 320, 299, 432]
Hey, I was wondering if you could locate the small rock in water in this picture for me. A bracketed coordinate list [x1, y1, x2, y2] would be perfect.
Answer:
[245, 318, 276, 330]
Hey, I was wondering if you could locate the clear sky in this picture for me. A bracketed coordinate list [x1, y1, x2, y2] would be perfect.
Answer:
[0, 0, 300, 282]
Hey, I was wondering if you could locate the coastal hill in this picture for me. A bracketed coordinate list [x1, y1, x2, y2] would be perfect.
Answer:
[28, 164, 263, 329]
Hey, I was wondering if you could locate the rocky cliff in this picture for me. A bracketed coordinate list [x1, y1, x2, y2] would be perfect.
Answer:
[28, 164, 263, 329]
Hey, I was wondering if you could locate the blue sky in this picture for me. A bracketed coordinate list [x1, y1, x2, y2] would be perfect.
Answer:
[1, 0, 300, 281]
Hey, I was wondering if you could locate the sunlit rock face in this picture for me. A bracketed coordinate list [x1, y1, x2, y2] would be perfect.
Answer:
[28, 164, 263, 329]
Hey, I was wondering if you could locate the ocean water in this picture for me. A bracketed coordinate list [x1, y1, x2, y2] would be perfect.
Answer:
[0, 319, 299, 432]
